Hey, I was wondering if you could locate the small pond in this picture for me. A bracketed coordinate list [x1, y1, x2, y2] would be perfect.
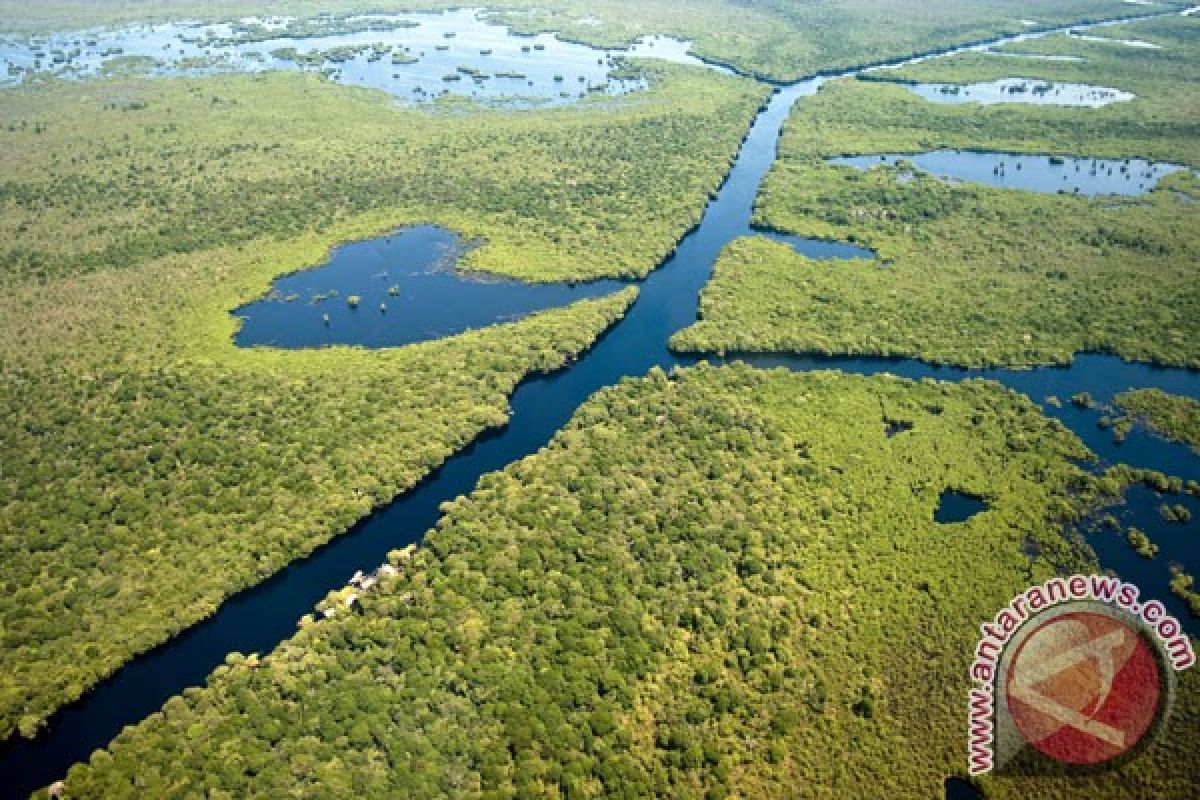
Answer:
[233, 225, 626, 349]
[0, 9, 724, 105]
[753, 227, 877, 260]
[902, 78, 1133, 107]
[829, 150, 1187, 197]
[984, 51, 1087, 62]
[1068, 31, 1163, 48]
[945, 777, 983, 800]
[936, 490, 989, 524]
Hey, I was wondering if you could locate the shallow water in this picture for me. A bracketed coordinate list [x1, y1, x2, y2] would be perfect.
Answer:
[830, 150, 1187, 197]
[2, 10, 1196, 797]
[903, 78, 1133, 107]
[1069, 30, 1163, 48]
[234, 225, 626, 349]
[985, 51, 1087, 62]
[0, 9, 724, 105]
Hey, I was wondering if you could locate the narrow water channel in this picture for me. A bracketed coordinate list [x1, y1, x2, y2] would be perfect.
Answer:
[3, 10, 1197, 798]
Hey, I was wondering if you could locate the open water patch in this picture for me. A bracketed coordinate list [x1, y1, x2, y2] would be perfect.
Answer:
[945, 777, 984, 800]
[753, 227, 877, 260]
[829, 150, 1187, 197]
[233, 225, 625, 349]
[936, 490, 989, 524]
[1068, 30, 1163, 48]
[902, 78, 1133, 107]
[985, 51, 1086, 62]
[0, 9, 723, 105]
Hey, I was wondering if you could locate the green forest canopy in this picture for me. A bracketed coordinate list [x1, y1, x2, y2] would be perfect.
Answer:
[44, 366, 1200, 799]
[0, 56, 766, 741]
[1114, 388, 1200, 453]
[0, 63, 766, 284]
[672, 13, 1200, 368]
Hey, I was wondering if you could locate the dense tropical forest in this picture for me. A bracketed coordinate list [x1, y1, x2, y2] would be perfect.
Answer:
[672, 13, 1200, 367]
[2, 0, 1198, 797]
[37, 367, 1199, 798]
[0, 52, 768, 742]
[0, 63, 765, 285]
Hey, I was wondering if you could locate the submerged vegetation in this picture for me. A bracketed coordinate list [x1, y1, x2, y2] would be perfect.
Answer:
[0, 49, 764, 740]
[0, 1, 1175, 81]
[673, 13, 1200, 368]
[40, 366, 1200, 798]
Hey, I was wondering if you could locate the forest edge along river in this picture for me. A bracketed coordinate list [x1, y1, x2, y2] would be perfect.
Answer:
[4, 7, 1199, 798]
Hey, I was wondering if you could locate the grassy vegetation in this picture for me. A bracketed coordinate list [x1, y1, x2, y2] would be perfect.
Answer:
[672, 14, 1200, 368]
[39, 365, 1199, 798]
[1114, 388, 1200, 453]
[0, 63, 766, 285]
[0, 58, 766, 741]
[0, 1, 1174, 81]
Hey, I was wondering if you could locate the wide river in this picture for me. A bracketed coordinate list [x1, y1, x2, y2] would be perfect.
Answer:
[3, 8, 1198, 798]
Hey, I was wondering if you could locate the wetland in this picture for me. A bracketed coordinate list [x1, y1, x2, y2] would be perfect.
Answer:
[2, 3, 1198, 798]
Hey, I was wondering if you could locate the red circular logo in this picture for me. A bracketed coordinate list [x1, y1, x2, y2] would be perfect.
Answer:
[1005, 610, 1162, 765]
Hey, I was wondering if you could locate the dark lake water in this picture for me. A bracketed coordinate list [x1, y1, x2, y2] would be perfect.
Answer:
[754, 226, 877, 260]
[945, 776, 984, 800]
[233, 225, 626, 349]
[936, 491, 989, 524]
[3, 9, 1197, 798]
[830, 151, 1187, 197]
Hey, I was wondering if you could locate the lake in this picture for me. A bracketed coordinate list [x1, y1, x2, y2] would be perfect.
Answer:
[901, 78, 1133, 107]
[233, 225, 626, 349]
[830, 150, 1188, 197]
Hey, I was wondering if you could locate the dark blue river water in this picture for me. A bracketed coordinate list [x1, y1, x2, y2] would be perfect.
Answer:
[4, 10, 1197, 798]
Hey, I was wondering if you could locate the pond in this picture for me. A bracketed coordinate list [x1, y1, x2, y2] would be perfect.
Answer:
[901, 78, 1133, 107]
[233, 225, 626, 349]
[1068, 30, 1163, 48]
[0, 9, 722, 105]
[753, 227, 877, 260]
[829, 150, 1188, 197]
[984, 51, 1086, 62]
[935, 490, 989, 524]
[945, 777, 983, 800]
